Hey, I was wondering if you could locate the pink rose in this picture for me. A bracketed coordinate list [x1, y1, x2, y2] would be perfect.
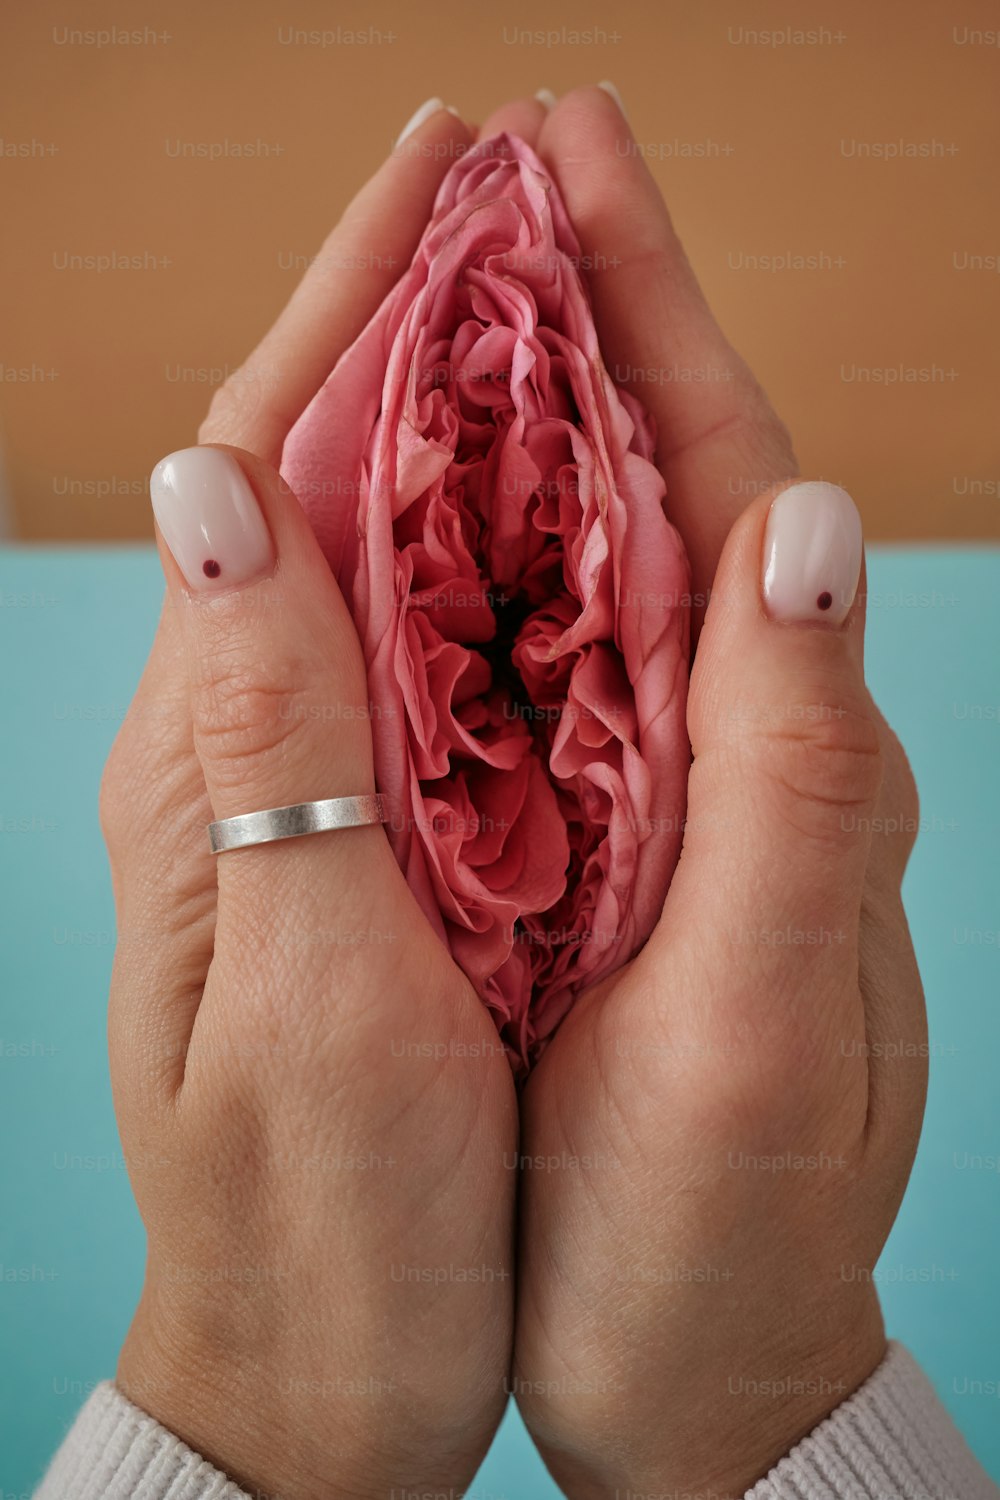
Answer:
[282, 133, 690, 1071]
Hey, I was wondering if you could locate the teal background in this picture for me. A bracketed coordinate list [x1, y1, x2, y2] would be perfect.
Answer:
[1, 544, 998, 1496]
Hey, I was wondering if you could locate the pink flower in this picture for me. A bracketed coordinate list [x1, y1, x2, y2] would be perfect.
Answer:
[282, 134, 690, 1071]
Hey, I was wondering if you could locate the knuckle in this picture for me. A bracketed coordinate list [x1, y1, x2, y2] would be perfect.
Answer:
[704, 348, 796, 454]
[191, 656, 314, 793]
[197, 366, 263, 445]
[729, 378, 798, 479]
[760, 702, 884, 844]
[197, 378, 240, 444]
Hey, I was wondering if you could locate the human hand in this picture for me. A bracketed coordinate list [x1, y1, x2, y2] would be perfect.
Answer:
[509, 87, 926, 1500]
[101, 104, 517, 1500]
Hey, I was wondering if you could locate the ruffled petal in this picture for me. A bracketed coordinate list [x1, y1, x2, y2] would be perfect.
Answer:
[282, 133, 691, 1073]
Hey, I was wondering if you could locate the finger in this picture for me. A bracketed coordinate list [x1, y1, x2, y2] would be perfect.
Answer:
[148, 444, 402, 947]
[855, 881, 927, 1159]
[199, 104, 474, 465]
[537, 85, 798, 631]
[477, 94, 550, 148]
[108, 113, 473, 1102]
[866, 706, 921, 892]
[641, 481, 878, 1058]
[102, 593, 208, 917]
[850, 713, 926, 1150]
[102, 594, 218, 1103]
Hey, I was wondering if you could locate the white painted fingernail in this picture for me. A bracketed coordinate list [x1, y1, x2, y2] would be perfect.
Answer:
[150, 447, 273, 593]
[762, 482, 863, 627]
[535, 88, 558, 110]
[395, 97, 445, 147]
[597, 80, 627, 119]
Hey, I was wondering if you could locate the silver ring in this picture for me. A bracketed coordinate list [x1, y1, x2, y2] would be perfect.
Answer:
[208, 793, 386, 854]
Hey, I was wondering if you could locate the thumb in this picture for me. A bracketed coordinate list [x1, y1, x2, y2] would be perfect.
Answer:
[149, 444, 398, 938]
[651, 480, 880, 998]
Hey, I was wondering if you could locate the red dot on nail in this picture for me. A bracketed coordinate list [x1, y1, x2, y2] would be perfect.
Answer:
[817, 591, 833, 611]
[203, 559, 221, 578]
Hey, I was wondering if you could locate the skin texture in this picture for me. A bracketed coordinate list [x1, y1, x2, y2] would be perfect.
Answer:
[103, 107, 517, 1500]
[499, 88, 925, 1499]
[101, 89, 926, 1500]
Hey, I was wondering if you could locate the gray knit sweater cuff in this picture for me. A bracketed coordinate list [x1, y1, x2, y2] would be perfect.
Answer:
[34, 1343, 997, 1500]
[747, 1342, 998, 1500]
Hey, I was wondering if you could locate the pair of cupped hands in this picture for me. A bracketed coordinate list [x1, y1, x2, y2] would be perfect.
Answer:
[102, 87, 926, 1500]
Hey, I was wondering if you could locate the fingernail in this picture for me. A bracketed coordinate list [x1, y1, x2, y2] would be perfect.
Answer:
[395, 97, 445, 147]
[762, 482, 863, 627]
[597, 80, 627, 119]
[150, 447, 274, 593]
[535, 88, 558, 110]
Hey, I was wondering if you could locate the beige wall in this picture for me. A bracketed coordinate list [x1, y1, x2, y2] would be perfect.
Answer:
[2, 0, 998, 541]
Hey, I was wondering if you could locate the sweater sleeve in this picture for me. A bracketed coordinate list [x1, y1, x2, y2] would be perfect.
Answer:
[32, 1344, 998, 1500]
[32, 1381, 250, 1500]
[747, 1342, 999, 1500]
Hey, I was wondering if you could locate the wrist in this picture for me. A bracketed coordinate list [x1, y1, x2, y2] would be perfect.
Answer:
[117, 1302, 335, 1500]
[690, 1323, 888, 1500]
[523, 1303, 887, 1500]
[118, 1288, 504, 1500]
